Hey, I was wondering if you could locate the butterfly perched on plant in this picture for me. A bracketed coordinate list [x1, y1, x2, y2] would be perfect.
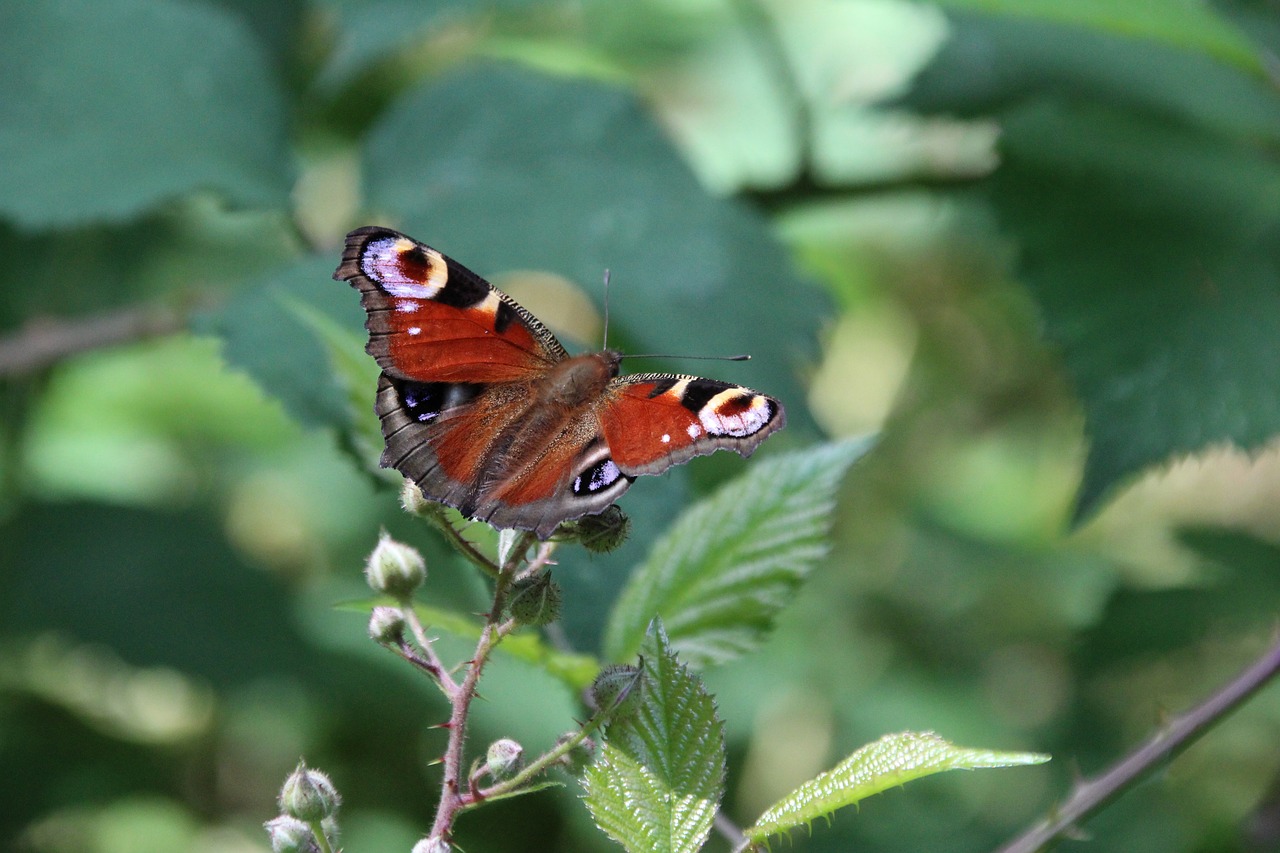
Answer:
[334, 227, 786, 538]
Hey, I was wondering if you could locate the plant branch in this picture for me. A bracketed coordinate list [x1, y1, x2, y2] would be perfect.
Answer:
[393, 621, 459, 698]
[997, 631, 1280, 853]
[476, 708, 607, 803]
[0, 305, 186, 377]
[429, 540, 530, 840]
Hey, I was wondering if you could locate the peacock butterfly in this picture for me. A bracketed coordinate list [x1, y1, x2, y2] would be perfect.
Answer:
[334, 226, 786, 538]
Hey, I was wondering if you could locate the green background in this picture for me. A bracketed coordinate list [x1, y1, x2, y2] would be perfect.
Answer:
[2, 0, 1280, 851]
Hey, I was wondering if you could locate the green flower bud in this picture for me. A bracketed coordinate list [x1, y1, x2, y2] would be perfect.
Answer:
[400, 482, 445, 519]
[485, 738, 524, 777]
[264, 816, 317, 853]
[368, 606, 406, 645]
[364, 532, 425, 601]
[561, 505, 630, 553]
[590, 664, 644, 720]
[555, 732, 596, 775]
[506, 573, 562, 627]
[278, 762, 341, 822]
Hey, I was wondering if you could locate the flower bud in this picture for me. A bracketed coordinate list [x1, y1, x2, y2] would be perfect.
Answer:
[278, 762, 341, 822]
[506, 573, 562, 626]
[561, 505, 630, 553]
[485, 738, 524, 777]
[555, 732, 596, 775]
[590, 664, 644, 720]
[264, 816, 318, 853]
[364, 532, 425, 601]
[412, 836, 452, 853]
[368, 606, 406, 645]
[400, 482, 444, 519]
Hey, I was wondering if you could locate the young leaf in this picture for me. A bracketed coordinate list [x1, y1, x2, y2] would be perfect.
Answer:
[746, 731, 1049, 844]
[603, 439, 872, 668]
[583, 622, 726, 853]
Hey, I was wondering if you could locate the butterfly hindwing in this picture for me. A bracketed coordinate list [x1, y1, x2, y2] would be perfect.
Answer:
[376, 371, 633, 537]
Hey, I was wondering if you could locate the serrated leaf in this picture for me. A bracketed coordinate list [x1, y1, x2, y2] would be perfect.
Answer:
[746, 731, 1049, 844]
[583, 622, 725, 853]
[603, 439, 872, 668]
[0, 0, 291, 228]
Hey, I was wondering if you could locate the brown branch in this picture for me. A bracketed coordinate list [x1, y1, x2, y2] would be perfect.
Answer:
[0, 305, 187, 377]
[997, 631, 1280, 853]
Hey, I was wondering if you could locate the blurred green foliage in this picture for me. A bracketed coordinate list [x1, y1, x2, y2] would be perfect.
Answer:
[2, 1, 1280, 851]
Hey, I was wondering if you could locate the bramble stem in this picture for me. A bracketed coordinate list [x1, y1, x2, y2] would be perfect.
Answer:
[998, 632, 1280, 853]
[428, 530, 543, 839]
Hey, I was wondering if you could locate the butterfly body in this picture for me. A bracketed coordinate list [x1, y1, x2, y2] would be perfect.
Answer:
[336, 226, 785, 538]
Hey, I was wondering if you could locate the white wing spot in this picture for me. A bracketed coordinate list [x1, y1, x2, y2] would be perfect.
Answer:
[661, 434, 670, 444]
[363, 237, 448, 298]
[686, 423, 702, 439]
[699, 390, 772, 437]
[407, 326, 421, 336]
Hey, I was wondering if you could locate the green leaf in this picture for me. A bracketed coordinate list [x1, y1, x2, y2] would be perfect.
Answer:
[992, 102, 1280, 517]
[906, 11, 1280, 140]
[934, 0, 1264, 73]
[0, 0, 291, 228]
[276, 295, 385, 474]
[361, 64, 826, 419]
[603, 439, 871, 667]
[198, 256, 366, 434]
[583, 622, 725, 853]
[746, 731, 1049, 844]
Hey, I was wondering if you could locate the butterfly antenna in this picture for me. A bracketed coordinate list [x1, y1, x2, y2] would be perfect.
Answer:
[601, 268, 612, 351]
[620, 353, 752, 362]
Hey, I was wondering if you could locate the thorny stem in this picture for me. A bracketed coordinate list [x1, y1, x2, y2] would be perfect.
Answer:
[428, 530, 542, 840]
[997, 631, 1280, 853]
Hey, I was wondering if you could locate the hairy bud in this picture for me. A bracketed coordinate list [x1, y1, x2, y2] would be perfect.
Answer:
[368, 606, 406, 645]
[590, 663, 644, 720]
[364, 532, 425, 601]
[506, 573, 562, 626]
[486, 738, 524, 777]
[264, 816, 317, 853]
[278, 762, 341, 822]
[561, 505, 630, 553]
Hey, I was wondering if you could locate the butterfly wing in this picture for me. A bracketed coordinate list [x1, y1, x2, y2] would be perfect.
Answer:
[335, 227, 786, 539]
[336, 227, 584, 531]
[335, 226, 568, 383]
[599, 373, 786, 476]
